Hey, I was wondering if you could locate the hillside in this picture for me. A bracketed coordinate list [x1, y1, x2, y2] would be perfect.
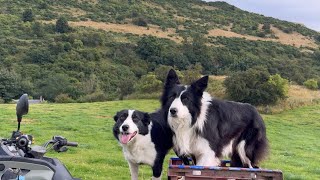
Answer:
[0, 0, 320, 102]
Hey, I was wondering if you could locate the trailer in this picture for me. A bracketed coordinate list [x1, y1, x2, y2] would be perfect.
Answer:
[168, 158, 283, 180]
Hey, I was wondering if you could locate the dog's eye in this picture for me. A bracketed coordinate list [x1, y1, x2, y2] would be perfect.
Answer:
[169, 94, 176, 99]
[181, 96, 188, 100]
[181, 96, 189, 103]
[120, 116, 126, 121]
[132, 117, 139, 122]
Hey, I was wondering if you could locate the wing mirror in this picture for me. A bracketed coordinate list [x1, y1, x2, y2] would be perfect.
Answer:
[16, 94, 29, 131]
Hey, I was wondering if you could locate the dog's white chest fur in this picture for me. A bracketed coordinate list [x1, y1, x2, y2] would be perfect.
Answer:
[169, 92, 220, 166]
[172, 128, 220, 166]
[122, 133, 157, 166]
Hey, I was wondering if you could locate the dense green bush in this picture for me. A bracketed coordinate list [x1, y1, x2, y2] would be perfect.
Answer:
[224, 68, 289, 105]
[78, 90, 108, 103]
[132, 17, 148, 27]
[181, 63, 202, 84]
[36, 73, 72, 101]
[54, 94, 75, 103]
[22, 9, 34, 22]
[56, 17, 70, 33]
[134, 73, 162, 93]
[303, 79, 318, 90]
[268, 74, 289, 99]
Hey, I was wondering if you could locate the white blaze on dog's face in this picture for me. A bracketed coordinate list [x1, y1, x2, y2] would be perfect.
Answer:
[161, 69, 209, 130]
[113, 110, 150, 145]
[168, 89, 192, 129]
[119, 110, 137, 144]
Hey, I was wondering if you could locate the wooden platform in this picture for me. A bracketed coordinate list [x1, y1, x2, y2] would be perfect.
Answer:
[168, 158, 283, 180]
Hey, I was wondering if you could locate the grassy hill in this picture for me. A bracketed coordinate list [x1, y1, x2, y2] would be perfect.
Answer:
[0, 100, 319, 179]
[0, 0, 320, 102]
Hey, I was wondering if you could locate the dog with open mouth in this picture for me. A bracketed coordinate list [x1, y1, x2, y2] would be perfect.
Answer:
[113, 109, 177, 180]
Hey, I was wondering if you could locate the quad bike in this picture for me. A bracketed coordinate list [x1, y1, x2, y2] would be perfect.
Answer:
[0, 94, 80, 180]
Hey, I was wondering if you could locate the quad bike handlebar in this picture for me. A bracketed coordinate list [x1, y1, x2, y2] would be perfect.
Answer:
[43, 135, 78, 153]
[0, 94, 80, 180]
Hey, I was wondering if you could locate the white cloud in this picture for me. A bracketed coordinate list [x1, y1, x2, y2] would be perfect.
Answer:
[205, 0, 320, 31]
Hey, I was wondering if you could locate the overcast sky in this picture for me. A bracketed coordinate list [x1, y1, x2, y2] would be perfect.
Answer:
[205, 0, 320, 31]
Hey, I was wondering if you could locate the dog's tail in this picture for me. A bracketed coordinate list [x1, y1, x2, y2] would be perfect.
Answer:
[246, 110, 269, 167]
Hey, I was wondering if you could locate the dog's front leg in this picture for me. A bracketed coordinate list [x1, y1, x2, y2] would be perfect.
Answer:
[128, 161, 139, 180]
[151, 154, 164, 180]
[173, 148, 191, 165]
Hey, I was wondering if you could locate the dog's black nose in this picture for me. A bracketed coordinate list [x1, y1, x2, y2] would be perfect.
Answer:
[122, 125, 129, 131]
[170, 108, 177, 116]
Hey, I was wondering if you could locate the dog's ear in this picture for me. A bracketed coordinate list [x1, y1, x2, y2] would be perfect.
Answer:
[191, 76, 208, 95]
[113, 112, 119, 122]
[165, 69, 180, 88]
[142, 113, 150, 126]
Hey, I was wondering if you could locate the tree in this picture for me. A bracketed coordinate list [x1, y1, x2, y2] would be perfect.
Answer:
[0, 68, 21, 103]
[136, 36, 163, 59]
[117, 77, 136, 100]
[36, 73, 71, 101]
[224, 68, 288, 105]
[56, 17, 70, 33]
[22, 9, 34, 22]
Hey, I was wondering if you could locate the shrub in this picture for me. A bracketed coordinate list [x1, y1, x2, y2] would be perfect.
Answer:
[73, 39, 83, 49]
[206, 77, 226, 99]
[36, 73, 71, 101]
[54, 94, 75, 103]
[22, 9, 34, 22]
[80, 32, 104, 47]
[268, 74, 289, 99]
[56, 17, 70, 33]
[224, 68, 289, 105]
[134, 73, 162, 93]
[303, 79, 318, 90]
[181, 63, 202, 84]
[132, 17, 148, 27]
[64, 42, 72, 51]
[78, 91, 107, 102]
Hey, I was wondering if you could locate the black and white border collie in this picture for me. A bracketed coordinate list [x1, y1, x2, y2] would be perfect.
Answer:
[161, 69, 268, 168]
[113, 109, 174, 180]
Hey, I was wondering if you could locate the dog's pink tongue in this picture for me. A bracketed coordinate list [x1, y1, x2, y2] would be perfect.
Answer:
[120, 134, 133, 144]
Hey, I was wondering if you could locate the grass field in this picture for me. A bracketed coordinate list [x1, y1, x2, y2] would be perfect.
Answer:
[0, 100, 319, 179]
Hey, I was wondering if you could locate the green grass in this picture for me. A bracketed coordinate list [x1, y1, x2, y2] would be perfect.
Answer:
[0, 100, 319, 179]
